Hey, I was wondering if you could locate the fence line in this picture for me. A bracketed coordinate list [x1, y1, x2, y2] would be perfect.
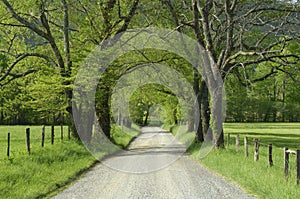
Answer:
[230, 133, 300, 185]
[4, 125, 70, 157]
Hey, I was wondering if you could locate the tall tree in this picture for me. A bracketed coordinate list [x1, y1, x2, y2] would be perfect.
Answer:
[0, 0, 140, 142]
[0, 0, 75, 133]
[163, 0, 300, 147]
[71, 0, 140, 142]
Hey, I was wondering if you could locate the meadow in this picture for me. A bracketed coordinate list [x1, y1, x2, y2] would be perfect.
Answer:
[188, 123, 300, 199]
[0, 125, 139, 199]
[2, 123, 299, 198]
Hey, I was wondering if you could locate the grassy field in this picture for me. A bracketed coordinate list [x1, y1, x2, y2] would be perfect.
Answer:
[224, 123, 300, 148]
[186, 123, 300, 199]
[0, 124, 139, 199]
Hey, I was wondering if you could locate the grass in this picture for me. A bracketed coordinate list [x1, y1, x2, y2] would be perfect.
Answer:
[224, 123, 300, 148]
[162, 124, 195, 146]
[185, 123, 300, 199]
[0, 124, 139, 199]
[111, 124, 140, 148]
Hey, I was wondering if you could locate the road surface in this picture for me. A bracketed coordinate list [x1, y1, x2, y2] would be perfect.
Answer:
[53, 127, 254, 199]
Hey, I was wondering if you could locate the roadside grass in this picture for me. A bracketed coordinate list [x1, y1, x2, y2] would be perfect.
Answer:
[167, 123, 300, 199]
[162, 123, 195, 146]
[111, 124, 140, 148]
[0, 124, 139, 199]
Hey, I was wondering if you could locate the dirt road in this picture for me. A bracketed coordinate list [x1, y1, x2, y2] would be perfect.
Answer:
[52, 127, 254, 199]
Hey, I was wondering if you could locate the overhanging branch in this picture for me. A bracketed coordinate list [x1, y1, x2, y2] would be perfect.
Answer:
[0, 53, 57, 82]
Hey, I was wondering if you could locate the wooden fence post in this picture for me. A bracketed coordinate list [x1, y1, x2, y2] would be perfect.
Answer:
[269, 144, 273, 167]
[51, 125, 55, 145]
[244, 137, 248, 157]
[296, 150, 300, 185]
[42, 125, 45, 147]
[61, 124, 63, 141]
[26, 128, 30, 154]
[284, 147, 289, 179]
[68, 126, 70, 140]
[236, 134, 239, 152]
[254, 138, 259, 161]
[7, 132, 10, 157]
[227, 133, 230, 147]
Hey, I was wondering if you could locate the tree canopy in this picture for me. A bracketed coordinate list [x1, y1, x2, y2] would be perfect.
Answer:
[0, 0, 299, 147]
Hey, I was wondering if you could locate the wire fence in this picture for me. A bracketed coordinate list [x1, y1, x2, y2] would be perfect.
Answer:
[227, 133, 300, 185]
[2, 125, 71, 157]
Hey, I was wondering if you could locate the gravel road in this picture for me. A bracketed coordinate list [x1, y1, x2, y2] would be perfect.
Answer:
[52, 127, 254, 199]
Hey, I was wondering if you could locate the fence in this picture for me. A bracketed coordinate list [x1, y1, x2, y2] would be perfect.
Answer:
[228, 133, 300, 185]
[5, 125, 71, 157]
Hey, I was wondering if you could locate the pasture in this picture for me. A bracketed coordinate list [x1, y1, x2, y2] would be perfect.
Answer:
[0, 125, 139, 198]
[189, 123, 300, 199]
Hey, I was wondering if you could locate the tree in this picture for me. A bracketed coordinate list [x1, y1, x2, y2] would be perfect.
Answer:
[0, 0, 140, 142]
[225, 41, 300, 122]
[163, 0, 300, 147]
[0, 0, 74, 134]
[74, 0, 141, 142]
[128, 84, 179, 126]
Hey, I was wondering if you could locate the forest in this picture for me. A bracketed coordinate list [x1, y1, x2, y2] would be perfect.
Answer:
[0, 0, 299, 147]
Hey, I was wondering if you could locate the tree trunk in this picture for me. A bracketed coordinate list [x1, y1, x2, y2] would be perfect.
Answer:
[85, 106, 94, 144]
[173, 108, 178, 125]
[117, 109, 122, 125]
[0, 110, 3, 124]
[193, 68, 204, 142]
[0, 97, 3, 124]
[123, 116, 132, 128]
[144, 105, 150, 126]
[188, 120, 194, 132]
[96, 88, 111, 138]
[69, 101, 81, 140]
[201, 49, 225, 148]
[188, 108, 195, 132]
[211, 90, 225, 148]
[200, 80, 210, 139]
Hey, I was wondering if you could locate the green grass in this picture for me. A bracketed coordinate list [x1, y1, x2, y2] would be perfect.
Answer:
[162, 124, 195, 146]
[111, 124, 140, 148]
[224, 123, 300, 148]
[0, 125, 139, 199]
[187, 123, 300, 199]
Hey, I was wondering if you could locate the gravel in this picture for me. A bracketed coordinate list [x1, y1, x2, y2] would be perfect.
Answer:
[52, 127, 255, 199]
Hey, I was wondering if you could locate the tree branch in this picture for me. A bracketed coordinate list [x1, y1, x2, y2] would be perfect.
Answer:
[234, 66, 277, 87]
[0, 68, 37, 86]
[115, 0, 140, 35]
[0, 53, 57, 82]
[1, 0, 66, 75]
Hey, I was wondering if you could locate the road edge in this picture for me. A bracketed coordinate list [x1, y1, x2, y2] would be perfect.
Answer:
[43, 127, 142, 199]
